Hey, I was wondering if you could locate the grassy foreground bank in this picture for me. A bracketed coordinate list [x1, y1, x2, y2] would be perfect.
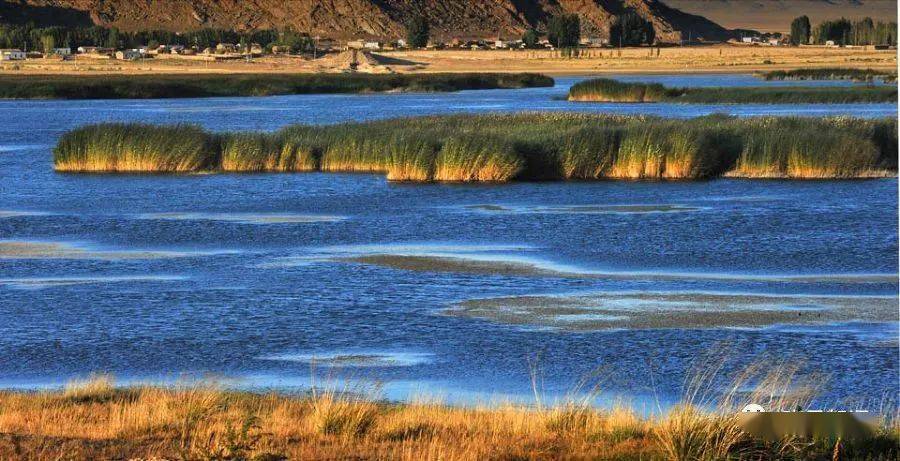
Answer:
[567, 78, 897, 104]
[759, 68, 898, 82]
[54, 114, 897, 180]
[0, 73, 553, 99]
[0, 376, 896, 460]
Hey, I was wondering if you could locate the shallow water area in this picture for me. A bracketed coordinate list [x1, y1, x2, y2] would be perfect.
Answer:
[0, 73, 896, 410]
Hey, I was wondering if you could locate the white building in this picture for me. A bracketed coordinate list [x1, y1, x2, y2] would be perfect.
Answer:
[115, 49, 143, 60]
[51, 47, 72, 56]
[0, 49, 26, 60]
[364, 41, 382, 50]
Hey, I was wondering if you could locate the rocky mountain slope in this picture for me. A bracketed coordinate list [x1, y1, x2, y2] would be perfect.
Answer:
[0, 0, 735, 43]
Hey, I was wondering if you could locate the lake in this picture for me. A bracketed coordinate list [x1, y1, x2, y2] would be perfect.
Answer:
[0, 75, 897, 411]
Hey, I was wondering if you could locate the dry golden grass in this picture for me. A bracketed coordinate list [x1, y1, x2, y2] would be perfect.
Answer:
[0, 377, 659, 460]
[1, 46, 894, 77]
[1, 365, 896, 461]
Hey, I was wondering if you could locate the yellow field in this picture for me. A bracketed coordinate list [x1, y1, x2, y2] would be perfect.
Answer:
[0, 45, 895, 76]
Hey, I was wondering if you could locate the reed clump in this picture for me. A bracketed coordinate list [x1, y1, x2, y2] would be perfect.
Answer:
[434, 134, 523, 181]
[53, 123, 217, 172]
[54, 114, 898, 180]
[568, 78, 897, 104]
[0, 73, 554, 100]
[727, 117, 890, 178]
[568, 78, 671, 102]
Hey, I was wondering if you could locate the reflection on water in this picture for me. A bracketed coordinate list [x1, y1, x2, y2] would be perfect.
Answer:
[0, 74, 896, 409]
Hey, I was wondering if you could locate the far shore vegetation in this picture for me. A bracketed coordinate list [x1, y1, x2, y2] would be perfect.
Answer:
[567, 78, 897, 104]
[759, 67, 897, 82]
[54, 114, 897, 180]
[0, 367, 897, 461]
[0, 73, 553, 99]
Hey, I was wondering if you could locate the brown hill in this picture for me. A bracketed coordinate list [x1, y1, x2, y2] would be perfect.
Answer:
[665, 0, 897, 33]
[0, 0, 735, 43]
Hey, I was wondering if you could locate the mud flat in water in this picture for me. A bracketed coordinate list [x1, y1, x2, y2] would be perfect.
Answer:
[0, 241, 217, 260]
[0, 275, 187, 289]
[140, 212, 345, 224]
[339, 252, 898, 285]
[260, 351, 433, 368]
[464, 204, 701, 214]
[447, 292, 899, 331]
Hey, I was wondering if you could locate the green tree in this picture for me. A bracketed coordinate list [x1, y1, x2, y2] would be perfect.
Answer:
[406, 15, 430, 48]
[813, 18, 851, 44]
[522, 28, 540, 49]
[790, 16, 810, 45]
[40, 34, 55, 55]
[610, 11, 655, 47]
[547, 14, 580, 48]
[106, 27, 119, 49]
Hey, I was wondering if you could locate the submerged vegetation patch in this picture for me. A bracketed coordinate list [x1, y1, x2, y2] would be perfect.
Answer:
[54, 114, 898, 180]
[0, 73, 554, 99]
[567, 78, 898, 103]
[759, 68, 898, 82]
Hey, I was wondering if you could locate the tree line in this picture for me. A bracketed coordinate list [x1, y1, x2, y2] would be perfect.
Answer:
[0, 23, 315, 52]
[791, 16, 896, 46]
[1, 9, 664, 54]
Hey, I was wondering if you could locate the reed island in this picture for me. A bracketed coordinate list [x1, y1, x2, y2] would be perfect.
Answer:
[567, 78, 898, 104]
[54, 113, 896, 181]
[0, 73, 553, 99]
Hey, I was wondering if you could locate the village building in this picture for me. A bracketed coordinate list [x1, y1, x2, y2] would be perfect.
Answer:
[115, 49, 143, 60]
[0, 49, 26, 60]
[77, 46, 115, 55]
[51, 47, 72, 56]
[216, 43, 236, 53]
[581, 37, 606, 47]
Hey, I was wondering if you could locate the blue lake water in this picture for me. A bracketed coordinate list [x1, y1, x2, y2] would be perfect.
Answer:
[0, 74, 897, 410]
